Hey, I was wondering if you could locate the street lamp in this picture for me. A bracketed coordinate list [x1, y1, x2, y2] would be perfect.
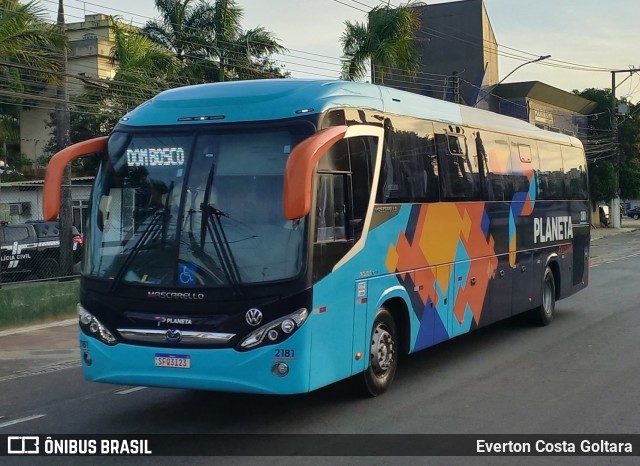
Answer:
[476, 55, 551, 106]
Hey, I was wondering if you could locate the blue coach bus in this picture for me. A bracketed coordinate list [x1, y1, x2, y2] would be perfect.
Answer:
[44, 80, 590, 396]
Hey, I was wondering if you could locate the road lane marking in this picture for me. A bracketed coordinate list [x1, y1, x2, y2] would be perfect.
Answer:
[0, 414, 46, 429]
[0, 360, 81, 383]
[115, 386, 148, 395]
[590, 249, 640, 267]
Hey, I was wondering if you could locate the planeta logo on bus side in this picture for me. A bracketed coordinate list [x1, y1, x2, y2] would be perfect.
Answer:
[533, 216, 574, 244]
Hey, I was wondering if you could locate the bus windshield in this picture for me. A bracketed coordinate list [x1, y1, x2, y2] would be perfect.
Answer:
[85, 125, 310, 288]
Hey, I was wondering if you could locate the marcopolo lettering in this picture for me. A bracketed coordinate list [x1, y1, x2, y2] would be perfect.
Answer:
[147, 291, 205, 300]
[533, 216, 573, 244]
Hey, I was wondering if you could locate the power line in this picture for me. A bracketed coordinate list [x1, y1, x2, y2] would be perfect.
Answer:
[328, 0, 625, 76]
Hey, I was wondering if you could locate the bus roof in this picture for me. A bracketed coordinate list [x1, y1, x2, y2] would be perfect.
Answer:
[121, 79, 582, 147]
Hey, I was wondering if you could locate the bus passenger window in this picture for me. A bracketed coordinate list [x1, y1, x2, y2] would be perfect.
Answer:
[316, 174, 347, 242]
[350, 137, 377, 242]
[538, 142, 564, 199]
[561, 146, 588, 200]
[480, 134, 512, 201]
[435, 133, 481, 200]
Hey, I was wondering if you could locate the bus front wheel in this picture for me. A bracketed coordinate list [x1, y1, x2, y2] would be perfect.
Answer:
[531, 267, 556, 326]
[360, 307, 398, 397]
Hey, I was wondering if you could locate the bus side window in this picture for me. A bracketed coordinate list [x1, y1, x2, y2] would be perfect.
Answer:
[435, 132, 481, 200]
[481, 134, 512, 201]
[538, 141, 565, 200]
[349, 136, 376, 242]
[561, 145, 588, 200]
[315, 173, 347, 242]
[422, 136, 439, 202]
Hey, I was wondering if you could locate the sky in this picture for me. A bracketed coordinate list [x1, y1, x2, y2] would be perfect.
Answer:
[46, 0, 640, 103]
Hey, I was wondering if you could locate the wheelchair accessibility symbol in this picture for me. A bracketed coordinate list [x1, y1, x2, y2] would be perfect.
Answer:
[178, 263, 197, 285]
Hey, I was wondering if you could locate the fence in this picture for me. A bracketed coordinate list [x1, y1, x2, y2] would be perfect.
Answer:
[0, 180, 91, 285]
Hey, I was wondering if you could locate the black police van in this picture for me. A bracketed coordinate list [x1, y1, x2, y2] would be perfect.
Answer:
[0, 221, 83, 281]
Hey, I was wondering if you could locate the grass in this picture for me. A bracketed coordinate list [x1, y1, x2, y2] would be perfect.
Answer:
[0, 279, 79, 330]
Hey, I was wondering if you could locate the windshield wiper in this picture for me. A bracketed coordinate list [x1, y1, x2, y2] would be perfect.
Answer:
[200, 163, 243, 295]
[110, 182, 174, 291]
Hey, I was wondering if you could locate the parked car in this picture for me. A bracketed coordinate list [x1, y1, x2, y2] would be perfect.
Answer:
[27, 220, 83, 263]
[0, 220, 83, 281]
[599, 206, 610, 226]
[627, 207, 640, 220]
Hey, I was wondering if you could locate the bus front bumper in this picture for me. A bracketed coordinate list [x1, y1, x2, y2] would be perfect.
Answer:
[78, 327, 311, 395]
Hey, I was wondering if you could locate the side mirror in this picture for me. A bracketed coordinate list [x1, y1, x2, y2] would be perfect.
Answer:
[283, 126, 348, 220]
[43, 137, 108, 220]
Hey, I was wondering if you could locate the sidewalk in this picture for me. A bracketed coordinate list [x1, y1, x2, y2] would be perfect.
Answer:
[591, 222, 639, 241]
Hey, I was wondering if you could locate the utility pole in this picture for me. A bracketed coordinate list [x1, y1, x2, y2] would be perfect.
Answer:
[218, 0, 227, 82]
[610, 67, 639, 229]
[56, 0, 73, 277]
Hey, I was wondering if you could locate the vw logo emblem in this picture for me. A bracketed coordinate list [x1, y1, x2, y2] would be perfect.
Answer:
[165, 329, 182, 343]
[246, 308, 263, 326]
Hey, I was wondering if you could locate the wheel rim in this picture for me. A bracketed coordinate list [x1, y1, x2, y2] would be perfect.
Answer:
[370, 323, 395, 378]
[542, 276, 554, 318]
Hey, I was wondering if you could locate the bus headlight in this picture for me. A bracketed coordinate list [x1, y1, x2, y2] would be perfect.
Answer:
[238, 308, 308, 350]
[77, 304, 117, 346]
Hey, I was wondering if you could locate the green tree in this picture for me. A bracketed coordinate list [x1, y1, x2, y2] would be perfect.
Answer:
[108, 21, 180, 110]
[43, 20, 181, 174]
[0, 0, 66, 84]
[340, 2, 421, 83]
[577, 88, 640, 201]
[0, 0, 67, 176]
[44, 102, 111, 177]
[143, 0, 286, 83]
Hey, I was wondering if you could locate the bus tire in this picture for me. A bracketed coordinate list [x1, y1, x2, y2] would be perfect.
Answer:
[531, 266, 555, 326]
[360, 307, 398, 397]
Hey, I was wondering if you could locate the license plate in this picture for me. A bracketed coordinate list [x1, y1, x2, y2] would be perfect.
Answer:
[155, 353, 191, 369]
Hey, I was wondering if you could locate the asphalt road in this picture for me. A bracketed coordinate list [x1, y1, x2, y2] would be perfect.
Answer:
[1, 230, 640, 465]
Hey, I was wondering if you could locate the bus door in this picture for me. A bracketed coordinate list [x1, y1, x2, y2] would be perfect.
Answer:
[488, 255, 513, 324]
[512, 250, 535, 314]
[284, 125, 383, 386]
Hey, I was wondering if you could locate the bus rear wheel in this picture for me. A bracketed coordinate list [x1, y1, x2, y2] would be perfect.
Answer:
[360, 307, 398, 397]
[531, 266, 556, 326]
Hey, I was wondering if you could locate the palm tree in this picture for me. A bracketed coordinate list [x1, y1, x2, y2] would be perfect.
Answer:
[143, 0, 286, 83]
[142, 0, 215, 64]
[211, 0, 286, 81]
[56, 19, 181, 152]
[0, 0, 66, 179]
[109, 21, 180, 109]
[0, 0, 67, 83]
[340, 2, 421, 83]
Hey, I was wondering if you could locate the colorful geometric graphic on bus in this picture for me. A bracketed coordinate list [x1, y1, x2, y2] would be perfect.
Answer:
[385, 203, 498, 349]
[507, 147, 537, 266]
